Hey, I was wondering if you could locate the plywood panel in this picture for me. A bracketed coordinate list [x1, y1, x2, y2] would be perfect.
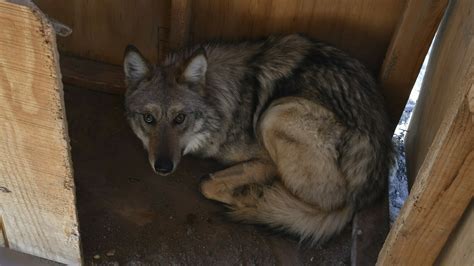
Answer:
[378, 0, 474, 264]
[0, 0, 81, 264]
[35, 0, 171, 65]
[190, 0, 407, 73]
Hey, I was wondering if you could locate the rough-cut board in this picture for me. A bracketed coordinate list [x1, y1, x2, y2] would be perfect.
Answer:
[34, 0, 171, 65]
[405, 0, 473, 183]
[378, 0, 474, 264]
[0, 0, 81, 264]
[378, 0, 448, 124]
[436, 204, 474, 265]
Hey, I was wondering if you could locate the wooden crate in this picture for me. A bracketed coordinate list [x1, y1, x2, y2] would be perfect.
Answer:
[0, 0, 471, 264]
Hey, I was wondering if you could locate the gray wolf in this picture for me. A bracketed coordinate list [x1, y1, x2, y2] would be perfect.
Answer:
[123, 34, 393, 243]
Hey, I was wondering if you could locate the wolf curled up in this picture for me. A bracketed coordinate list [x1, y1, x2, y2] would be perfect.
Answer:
[123, 34, 393, 244]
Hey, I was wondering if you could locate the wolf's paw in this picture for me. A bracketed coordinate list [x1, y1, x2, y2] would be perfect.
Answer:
[199, 174, 235, 205]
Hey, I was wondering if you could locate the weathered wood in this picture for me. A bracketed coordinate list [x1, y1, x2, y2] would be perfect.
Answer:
[0, 0, 81, 264]
[378, 0, 448, 123]
[34, 0, 171, 65]
[379, 99, 474, 265]
[169, 0, 192, 51]
[436, 204, 474, 265]
[378, 0, 474, 264]
[405, 0, 474, 183]
[60, 55, 125, 94]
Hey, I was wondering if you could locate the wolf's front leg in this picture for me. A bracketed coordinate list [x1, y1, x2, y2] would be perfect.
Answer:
[200, 159, 277, 206]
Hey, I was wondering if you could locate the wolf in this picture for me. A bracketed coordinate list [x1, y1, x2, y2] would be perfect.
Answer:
[123, 34, 393, 243]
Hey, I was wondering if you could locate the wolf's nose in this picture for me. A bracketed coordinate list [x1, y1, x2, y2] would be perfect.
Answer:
[154, 159, 174, 174]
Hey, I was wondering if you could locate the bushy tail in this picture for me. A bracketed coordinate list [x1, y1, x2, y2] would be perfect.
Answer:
[228, 182, 354, 244]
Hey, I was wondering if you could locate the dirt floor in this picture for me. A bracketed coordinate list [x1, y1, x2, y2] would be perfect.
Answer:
[64, 85, 353, 265]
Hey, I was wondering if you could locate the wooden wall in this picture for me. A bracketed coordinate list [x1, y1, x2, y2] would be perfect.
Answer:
[36, 0, 406, 74]
[35, 0, 171, 65]
[189, 0, 406, 73]
[34, 0, 450, 123]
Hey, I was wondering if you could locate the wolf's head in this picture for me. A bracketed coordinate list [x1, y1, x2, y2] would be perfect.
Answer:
[123, 45, 212, 176]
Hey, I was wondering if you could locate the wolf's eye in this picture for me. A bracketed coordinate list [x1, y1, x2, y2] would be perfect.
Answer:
[173, 113, 186, 124]
[143, 113, 155, 124]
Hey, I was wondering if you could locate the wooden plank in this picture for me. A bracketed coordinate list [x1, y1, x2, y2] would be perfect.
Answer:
[378, 0, 474, 264]
[60, 55, 125, 94]
[190, 0, 407, 73]
[405, 0, 474, 183]
[37, 0, 407, 73]
[378, 100, 474, 265]
[436, 204, 474, 265]
[34, 0, 171, 65]
[169, 0, 192, 51]
[378, 0, 448, 123]
[0, 0, 81, 264]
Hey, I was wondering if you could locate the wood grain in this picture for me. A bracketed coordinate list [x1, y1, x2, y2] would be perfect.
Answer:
[378, 0, 474, 264]
[379, 0, 448, 123]
[190, 0, 406, 74]
[436, 204, 474, 265]
[169, 0, 192, 51]
[35, 0, 407, 75]
[405, 0, 474, 183]
[34, 0, 171, 65]
[60, 55, 125, 95]
[0, 0, 81, 264]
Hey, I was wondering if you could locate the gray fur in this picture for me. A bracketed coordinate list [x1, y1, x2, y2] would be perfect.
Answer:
[124, 34, 394, 243]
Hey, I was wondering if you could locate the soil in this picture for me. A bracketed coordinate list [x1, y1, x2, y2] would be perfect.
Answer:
[64, 85, 353, 265]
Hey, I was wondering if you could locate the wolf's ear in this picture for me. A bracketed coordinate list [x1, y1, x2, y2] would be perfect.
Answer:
[123, 45, 150, 86]
[181, 48, 207, 84]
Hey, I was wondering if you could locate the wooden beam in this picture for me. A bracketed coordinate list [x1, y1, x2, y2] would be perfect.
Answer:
[60, 55, 125, 94]
[378, 99, 474, 265]
[0, 0, 81, 264]
[378, 0, 448, 124]
[436, 204, 474, 265]
[405, 0, 474, 184]
[169, 0, 192, 51]
[378, 0, 474, 264]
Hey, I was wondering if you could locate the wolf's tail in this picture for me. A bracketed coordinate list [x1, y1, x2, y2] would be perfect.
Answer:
[228, 182, 354, 244]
